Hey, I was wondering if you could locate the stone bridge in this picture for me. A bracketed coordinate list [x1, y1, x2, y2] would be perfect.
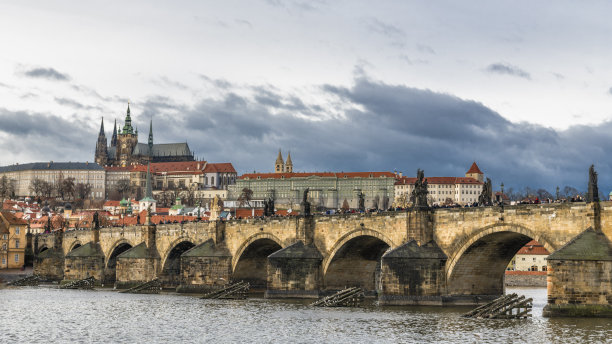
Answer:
[34, 202, 612, 317]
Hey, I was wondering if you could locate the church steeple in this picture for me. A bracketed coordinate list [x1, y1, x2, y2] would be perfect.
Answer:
[285, 151, 293, 173]
[148, 119, 153, 149]
[122, 102, 134, 134]
[98, 116, 105, 135]
[111, 119, 118, 147]
[275, 149, 284, 173]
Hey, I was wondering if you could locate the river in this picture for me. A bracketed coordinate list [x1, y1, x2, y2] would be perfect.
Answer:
[0, 287, 610, 343]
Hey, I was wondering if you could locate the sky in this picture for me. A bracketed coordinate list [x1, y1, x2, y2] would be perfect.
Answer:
[1, 1, 612, 193]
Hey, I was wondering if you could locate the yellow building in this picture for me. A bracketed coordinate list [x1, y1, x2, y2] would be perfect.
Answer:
[0, 211, 28, 269]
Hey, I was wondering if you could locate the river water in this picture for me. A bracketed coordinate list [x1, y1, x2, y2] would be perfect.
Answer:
[0, 287, 610, 343]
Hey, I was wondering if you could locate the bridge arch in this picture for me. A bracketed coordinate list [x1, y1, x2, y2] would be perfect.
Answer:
[232, 233, 283, 290]
[104, 240, 134, 284]
[446, 223, 556, 296]
[37, 246, 49, 255]
[322, 228, 393, 292]
[68, 241, 82, 252]
[160, 239, 196, 287]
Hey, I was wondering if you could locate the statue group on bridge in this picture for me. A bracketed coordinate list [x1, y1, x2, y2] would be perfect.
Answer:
[411, 169, 429, 209]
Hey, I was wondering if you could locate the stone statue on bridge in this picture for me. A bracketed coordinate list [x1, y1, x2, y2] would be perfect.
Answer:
[301, 188, 311, 216]
[411, 169, 429, 209]
[587, 164, 599, 203]
[93, 211, 100, 230]
[358, 192, 365, 212]
[478, 178, 493, 206]
[263, 197, 276, 217]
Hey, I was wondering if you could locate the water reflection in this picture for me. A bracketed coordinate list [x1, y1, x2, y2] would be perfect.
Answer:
[0, 287, 609, 343]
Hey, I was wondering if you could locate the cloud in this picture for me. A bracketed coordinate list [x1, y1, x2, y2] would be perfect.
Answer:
[22, 67, 70, 81]
[608, 87, 612, 95]
[55, 97, 103, 111]
[486, 63, 531, 80]
[4, 73, 611, 194]
[0, 108, 95, 165]
[366, 18, 405, 40]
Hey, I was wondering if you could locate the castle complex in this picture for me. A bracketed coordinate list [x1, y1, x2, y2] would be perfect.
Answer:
[95, 104, 194, 167]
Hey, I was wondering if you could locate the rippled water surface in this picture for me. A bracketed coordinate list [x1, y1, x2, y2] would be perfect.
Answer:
[0, 287, 610, 343]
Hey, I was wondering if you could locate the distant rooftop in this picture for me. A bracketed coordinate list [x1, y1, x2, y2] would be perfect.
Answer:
[0, 162, 104, 172]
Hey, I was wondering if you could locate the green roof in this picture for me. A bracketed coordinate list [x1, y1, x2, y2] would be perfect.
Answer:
[547, 228, 612, 261]
[268, 241, 322, 260]
[117, 242, 159, 259]
[65, 242, 104, 258]
[383, 240, 447, 259]
[182, 239, 231, 257]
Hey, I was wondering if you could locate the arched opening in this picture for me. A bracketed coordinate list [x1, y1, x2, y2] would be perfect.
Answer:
[233, 238, 282, 290]
[161, 241, 195, 287]
[37, 246, 49, 255]
[324, 235, 390, 292]
[447, 231, 536, 296]
[104, 243, 133, 284]
[69, 243, 81, 252]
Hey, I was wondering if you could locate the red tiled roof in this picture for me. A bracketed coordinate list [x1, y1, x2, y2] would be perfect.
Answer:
[204, 163, 236, 173]
[516, 240, 550, 255]
[240, 171, 395, 180]
[394, 176, 482, 185]
[0, 211, 28, 225]
[130, 161, 208, 174]
[467, 162, 483, 174]
[105, 166, 131, 172]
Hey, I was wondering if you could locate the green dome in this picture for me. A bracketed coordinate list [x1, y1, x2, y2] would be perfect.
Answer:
[119, 198, 128, 206]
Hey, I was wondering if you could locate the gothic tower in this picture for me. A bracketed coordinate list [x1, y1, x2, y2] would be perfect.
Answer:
[116, 103, 139, 167]
[111, 119, 118, 147]
[275, 149, 284, 173]
[94, 117, 108, 166]
[285, 151, 293, 173]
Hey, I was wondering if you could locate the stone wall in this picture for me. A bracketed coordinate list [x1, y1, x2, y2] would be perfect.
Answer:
[63, 256, 104, 283]
[178, 256, 231, 293]
[116, 257, 160, 289]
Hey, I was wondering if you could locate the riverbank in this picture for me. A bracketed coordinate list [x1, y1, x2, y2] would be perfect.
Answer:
[505, 271, 547, 287]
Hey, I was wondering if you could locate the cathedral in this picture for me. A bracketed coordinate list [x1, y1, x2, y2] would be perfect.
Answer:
[95, 104, 195, 167]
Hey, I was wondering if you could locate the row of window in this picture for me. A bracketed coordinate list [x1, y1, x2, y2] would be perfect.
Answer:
[0, 254, 19, 265]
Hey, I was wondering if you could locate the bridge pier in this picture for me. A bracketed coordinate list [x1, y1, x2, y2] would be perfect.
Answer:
[265, 241, 323, 299]
[176, 239, 232, 293]
[543, 228, 612, 317]
[115, 222, 160, 289]
[33, 231, 65, 281]
[379, 240, 448, 305]
[62, 228, 105, 285]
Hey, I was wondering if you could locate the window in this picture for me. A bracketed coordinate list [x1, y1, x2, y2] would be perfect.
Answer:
[15, 227, 20, 235]
[15, 239, 19, 249]
[542, 266, 547, 271]
[521, 258, 525, 261]
[2, 257, 5, 265]
[533, 257, 536, 262]
[2, 243, 6, 250]
[14, 254, 19, 262]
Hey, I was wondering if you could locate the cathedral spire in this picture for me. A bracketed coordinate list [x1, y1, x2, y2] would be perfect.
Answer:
[148, 119, 153, 147]
[285, 151, 293, 173]
[144, 163, 153, 199]
[122, 102, 134, 134]
[111, 119, 118, 147]
[98, 117, 105, 135]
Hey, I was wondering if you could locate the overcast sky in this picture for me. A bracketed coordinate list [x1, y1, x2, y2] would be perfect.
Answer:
[1, 1, 612, 192]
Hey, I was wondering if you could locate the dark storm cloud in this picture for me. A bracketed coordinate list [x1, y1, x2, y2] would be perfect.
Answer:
[159, 76, 611, 194]
[0, 108, 94, 163]
[22, 67, 70, 81]
[486, 63, 531, 80]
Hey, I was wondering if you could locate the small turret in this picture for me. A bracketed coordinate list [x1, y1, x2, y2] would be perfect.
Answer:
[466, 162, 484, 182]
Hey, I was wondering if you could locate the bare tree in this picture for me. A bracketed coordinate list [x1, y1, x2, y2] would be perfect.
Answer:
[237, 188, 253, 207]
[41, 181, 54, 198]
[75, 183, 93, 200]
[61, 177, 75, 200]
[30, 178, 45, 197]
[115, 179, 131, 199]
[0, 176, 14, 200]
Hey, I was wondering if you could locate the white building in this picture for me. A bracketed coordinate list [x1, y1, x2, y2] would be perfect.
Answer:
[0, 162, 106, 199]
[395, 162, 485, 206]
